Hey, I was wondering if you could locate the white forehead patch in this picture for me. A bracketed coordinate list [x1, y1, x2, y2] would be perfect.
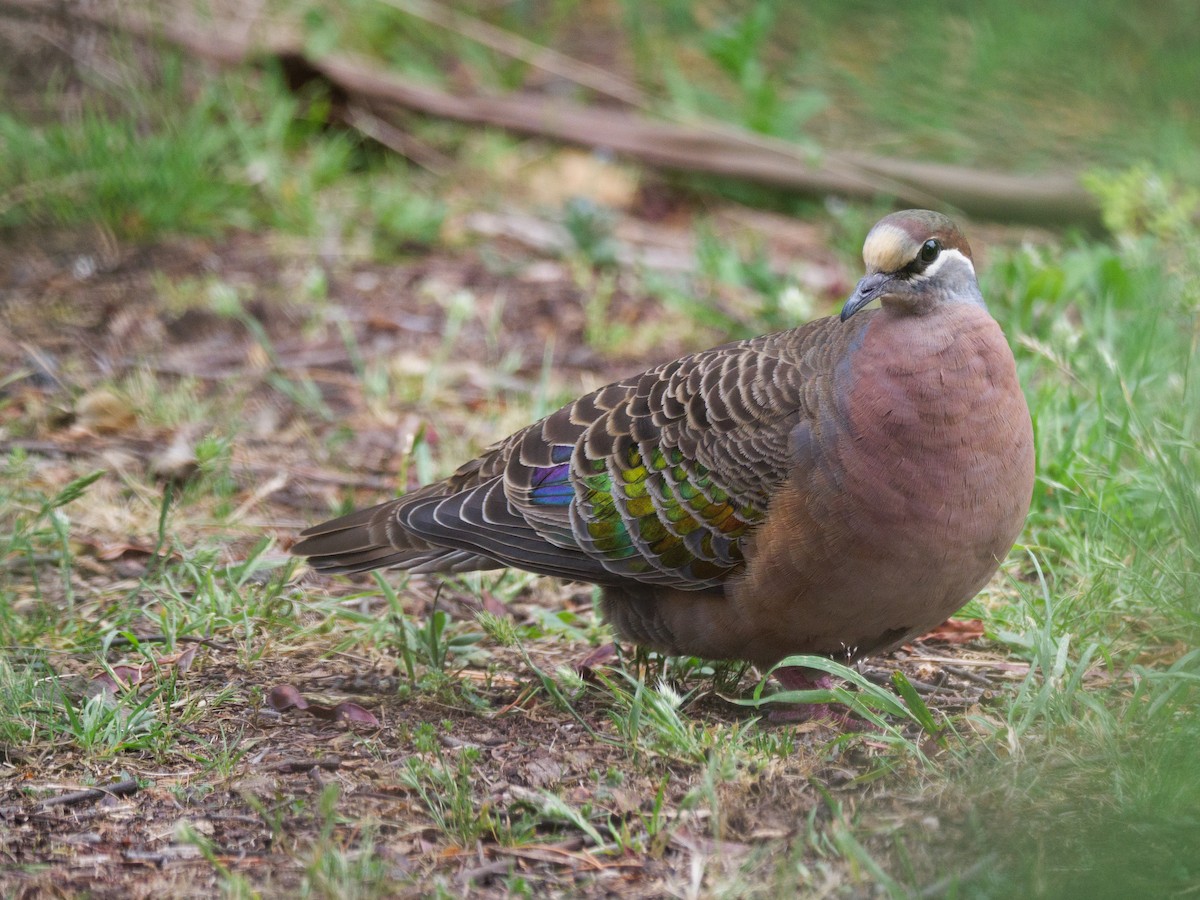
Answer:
[862, 223, 913, 273]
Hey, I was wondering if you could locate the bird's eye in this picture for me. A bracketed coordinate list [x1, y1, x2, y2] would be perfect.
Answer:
[919, 239, 941, 264]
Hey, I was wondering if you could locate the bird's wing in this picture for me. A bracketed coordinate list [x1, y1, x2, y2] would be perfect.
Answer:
[392, 317, 847, 588]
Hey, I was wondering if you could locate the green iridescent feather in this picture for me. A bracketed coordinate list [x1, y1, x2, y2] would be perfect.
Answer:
[578, 442, 760, 580]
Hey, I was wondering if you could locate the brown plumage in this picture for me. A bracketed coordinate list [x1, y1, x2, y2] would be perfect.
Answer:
[294, 210, 1034, 677]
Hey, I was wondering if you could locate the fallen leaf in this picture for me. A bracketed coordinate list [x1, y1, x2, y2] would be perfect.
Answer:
[109, 664, 146, 686]
[94, 541, 156, 561]
[331, 702, 380, 726]
[174, 644, 198, 674]
[89, 646, 203, 695]
[267, 684, 380, 727]
[480, 591, 508, 618]
[574, 643, 618, 681]
[919, 618, 985, 644]
[268, 684, 309, 711]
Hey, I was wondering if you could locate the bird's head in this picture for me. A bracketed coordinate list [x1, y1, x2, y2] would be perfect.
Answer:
[840, 210, 984, 322]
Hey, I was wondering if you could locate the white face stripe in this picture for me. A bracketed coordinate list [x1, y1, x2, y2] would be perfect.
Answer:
[916, 247, 975, 280]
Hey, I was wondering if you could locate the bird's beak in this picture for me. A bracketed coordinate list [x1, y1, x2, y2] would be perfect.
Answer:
[840, 272, 890, 322]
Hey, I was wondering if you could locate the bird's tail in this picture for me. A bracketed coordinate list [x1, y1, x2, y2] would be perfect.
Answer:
[291, 500, 502, 576]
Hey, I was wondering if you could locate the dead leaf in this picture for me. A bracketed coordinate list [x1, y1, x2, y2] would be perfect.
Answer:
[89, 647, 203, 696]
[480, 591, 508, 618]
[268, 684, 309, 711]
[174, 644, 198, 674]
[86, 540, 174, 578]
[267, 684, 380, 727]
[95, 542, 144, 561]
[331, 702, 380, 726]
[574, 643, 618, 681]
[919, 618, 985, 644]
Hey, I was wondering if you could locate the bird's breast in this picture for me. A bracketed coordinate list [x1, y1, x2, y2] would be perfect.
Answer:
[835, 305, 1034, 548]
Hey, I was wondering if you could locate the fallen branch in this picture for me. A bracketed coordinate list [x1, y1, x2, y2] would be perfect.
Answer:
[4, 0, 1103, 227]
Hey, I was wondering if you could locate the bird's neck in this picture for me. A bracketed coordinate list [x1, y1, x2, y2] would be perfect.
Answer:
[852, 302, 1005, 388]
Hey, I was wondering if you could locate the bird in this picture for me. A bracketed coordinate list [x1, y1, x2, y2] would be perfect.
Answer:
[293, 209, 1035, 712]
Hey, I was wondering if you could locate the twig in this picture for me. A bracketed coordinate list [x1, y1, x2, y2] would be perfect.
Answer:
[940, 664, 999, 688]
[228, 471, 289, 524]
[491, 837, 610, 872]
[457, 858, 514, 884]
[343, 103, 451, 174]
[37, 777, 139, 808]
[860, 667, 943, 695]
[0, 439, 75, 457]
[232, 462, 398, 492]
[105, 634, 229, 651]
[906, 655, 1029, 673]
[268, 756, 343, 773]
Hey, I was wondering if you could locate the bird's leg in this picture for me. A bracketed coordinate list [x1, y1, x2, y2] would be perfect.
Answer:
[767, 666, 860, 727]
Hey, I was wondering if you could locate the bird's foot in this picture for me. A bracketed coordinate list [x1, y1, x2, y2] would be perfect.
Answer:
[766, 666, 865, 729]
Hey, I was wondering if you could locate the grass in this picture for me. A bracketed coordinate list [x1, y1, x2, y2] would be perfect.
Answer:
[1, 2, 1199, 896]
[0, 59, 443, 246]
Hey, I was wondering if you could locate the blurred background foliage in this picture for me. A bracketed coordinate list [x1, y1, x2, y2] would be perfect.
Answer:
[299, 0, 1200, 169]
[2, 0, 1200, 240]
